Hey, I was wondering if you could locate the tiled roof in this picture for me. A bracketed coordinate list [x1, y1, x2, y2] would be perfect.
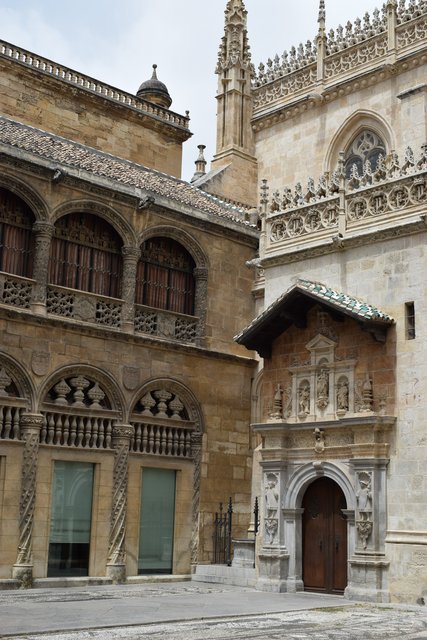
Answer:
[234, 279, 394, 355]
[0, 117, 257, 229]
[297, 279, 394, 323]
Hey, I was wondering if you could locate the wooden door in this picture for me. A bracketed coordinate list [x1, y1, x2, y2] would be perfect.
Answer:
[302, 477, 347, 593]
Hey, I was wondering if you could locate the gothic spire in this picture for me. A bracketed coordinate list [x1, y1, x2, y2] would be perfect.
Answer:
[216, 0, 253, 75]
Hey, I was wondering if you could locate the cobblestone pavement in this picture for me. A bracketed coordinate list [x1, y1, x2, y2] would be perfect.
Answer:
[0, 582, 426, 640]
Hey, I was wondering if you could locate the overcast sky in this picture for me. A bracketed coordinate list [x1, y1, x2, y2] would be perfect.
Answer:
[1, 0, 383, 180]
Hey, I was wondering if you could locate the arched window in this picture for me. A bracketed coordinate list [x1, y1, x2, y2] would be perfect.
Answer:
[136, 237, 195, 316]
[344, 130, 386, 178]
[0, 188, 35, 278]
[49, 213, 123, 298]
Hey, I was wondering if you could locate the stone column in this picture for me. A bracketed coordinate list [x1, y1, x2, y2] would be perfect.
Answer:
[193, 268, 208, 347]
[120, 246, 140, 334]
[30, 222, 54, 315]
[13, 413, 44, 588]
[106, 424, 133, 583]
[190, 431, 203, 570]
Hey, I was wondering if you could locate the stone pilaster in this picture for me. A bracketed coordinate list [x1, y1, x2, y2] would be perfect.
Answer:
[120, 246, 140, 333]
[190, 431, 203, 569]
[106, 424, 133, 583]
[30, 222, 54, 315]
[346, 458, 390, 603]
[256, 462, 290, 592]
[193, 268, 208, 347]
[13, 413, 44, 588]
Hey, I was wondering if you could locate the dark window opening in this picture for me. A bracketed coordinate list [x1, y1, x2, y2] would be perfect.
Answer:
[136, 237, 195, 315]
[0, 188, 35, 278]
[48, 213, 123, 298]
[405, 302, 415, 340]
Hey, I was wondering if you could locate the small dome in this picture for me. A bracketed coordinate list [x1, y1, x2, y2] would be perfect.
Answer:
[137, 64, 172, 109]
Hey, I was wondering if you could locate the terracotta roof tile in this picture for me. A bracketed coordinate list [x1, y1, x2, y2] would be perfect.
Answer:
[0, 117, 257, 229]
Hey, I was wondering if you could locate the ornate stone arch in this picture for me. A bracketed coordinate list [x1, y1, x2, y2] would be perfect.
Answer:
[324, 110, 395, 175]
[52, 200, 137, 248]
[0, 351, 35, 411]
[0, 174, 49, 222]
[139, 225, 209, 270]
[284, 461, 356, 511]
[38, 364, 126, 420]
[128, 377, 204, 430]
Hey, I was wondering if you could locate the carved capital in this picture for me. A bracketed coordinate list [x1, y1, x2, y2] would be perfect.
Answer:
[112, 424, 134, 443]
[33, 221, 55, 239]
[19, 413, 44, 437]
[121, 246, 140, 261]
[193, 267, 208, 281]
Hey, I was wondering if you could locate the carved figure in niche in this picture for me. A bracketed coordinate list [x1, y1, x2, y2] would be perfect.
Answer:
[265, 518, 278, 545]
[269, 384, 283, 420]
[336, 378, 349, 412]
[316, 369, 329, 410]
[314, 427, 325, 454]
[264, 473, 279, 518]
[356, 472, 372, 520]
[298, 382, 310, 415]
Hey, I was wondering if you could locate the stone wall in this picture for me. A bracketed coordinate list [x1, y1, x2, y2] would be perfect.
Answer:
[0, 56, 188, 178]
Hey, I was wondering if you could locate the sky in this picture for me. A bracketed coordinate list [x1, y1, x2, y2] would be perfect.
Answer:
[1, 0, 383, 181]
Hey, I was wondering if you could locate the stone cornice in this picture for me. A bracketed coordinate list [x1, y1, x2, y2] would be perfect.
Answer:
[252, 48, 427, 130]
[0, 304, 257, 368]
[0, 41, 191, 141]
[0, 146, 259, 245]
[259, 215, 427, 268]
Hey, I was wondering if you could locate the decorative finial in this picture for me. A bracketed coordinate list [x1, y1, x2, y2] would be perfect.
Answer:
[190, 144, 207, 183]
[318, 0, 326, 31]
[151, 64, 158, 79]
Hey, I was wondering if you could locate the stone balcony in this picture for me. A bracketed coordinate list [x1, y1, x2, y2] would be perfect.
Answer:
[260, 143, 427, 261]
[0, 276, 201, 346]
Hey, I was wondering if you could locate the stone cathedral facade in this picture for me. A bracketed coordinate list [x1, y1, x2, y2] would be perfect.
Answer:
[212, 0, 426, 604]
[0, 0, 427, 606]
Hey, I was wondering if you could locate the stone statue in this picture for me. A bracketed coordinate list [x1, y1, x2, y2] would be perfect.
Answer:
[265, 474, 279, 518]
[337, 379, 349, 411]
[298, 383, 310, 415]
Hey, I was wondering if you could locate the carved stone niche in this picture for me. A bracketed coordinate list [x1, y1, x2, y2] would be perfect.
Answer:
[288, 334, 356, 422]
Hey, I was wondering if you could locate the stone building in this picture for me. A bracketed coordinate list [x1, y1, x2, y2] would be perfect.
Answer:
[1, 0, 426, 606]
[216, 0, 427, 604]
[0, 40, 258, 586]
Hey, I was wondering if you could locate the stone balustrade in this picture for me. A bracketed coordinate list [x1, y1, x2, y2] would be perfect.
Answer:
[0, 41, 190, 130]
[263, 143, 427, 250]
[130, 420, 194, 458]
[0, 279, 200, 346]
[252, 0, 427, 111]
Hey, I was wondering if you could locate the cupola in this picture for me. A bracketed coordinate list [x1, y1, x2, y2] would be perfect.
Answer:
[137, 64, 172, 109]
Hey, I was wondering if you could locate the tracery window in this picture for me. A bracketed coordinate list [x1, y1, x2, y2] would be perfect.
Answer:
[0, 188, 34, 278]
[49, 213, 123, 298]
[344, 130, 386, 178]
[136, 237, 195, 316]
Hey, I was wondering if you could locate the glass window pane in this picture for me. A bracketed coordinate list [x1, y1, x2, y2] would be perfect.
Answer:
[47, 461, 94, 577]
[138, 468, 176, 574]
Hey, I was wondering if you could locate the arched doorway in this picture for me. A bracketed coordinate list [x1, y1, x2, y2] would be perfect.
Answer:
[302, 477, 348, 594]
